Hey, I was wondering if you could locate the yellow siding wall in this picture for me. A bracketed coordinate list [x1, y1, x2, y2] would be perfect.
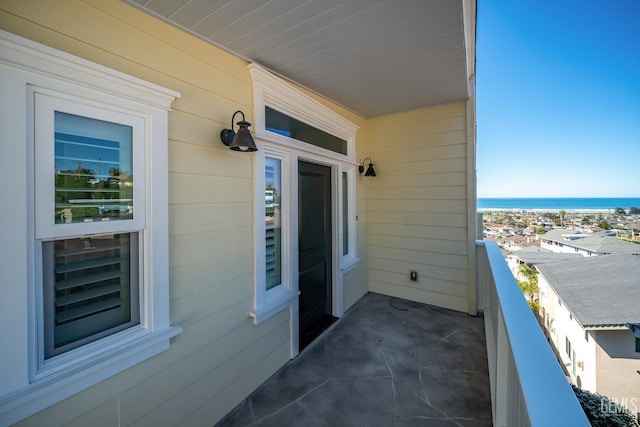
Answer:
[367, 103, 471, 312]
[0, 0, 367, 425]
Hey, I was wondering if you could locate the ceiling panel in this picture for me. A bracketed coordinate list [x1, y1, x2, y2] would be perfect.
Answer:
[127, 0, 472, 117]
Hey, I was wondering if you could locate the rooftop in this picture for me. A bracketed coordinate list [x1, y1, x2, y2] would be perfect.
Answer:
[537, 253, 640, 327]
[541, 228, 640, 255]
[216, 293, 492, 426]
[512, 246, 584, 265]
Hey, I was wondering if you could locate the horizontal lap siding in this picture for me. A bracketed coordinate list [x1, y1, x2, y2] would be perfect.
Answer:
[0, 0, 368, 426]
[367, 102, 469, 312]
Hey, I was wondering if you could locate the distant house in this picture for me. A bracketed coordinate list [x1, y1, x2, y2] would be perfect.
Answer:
[501, 234, 537, 251]
[540, 228, 640, 257]
[628, 222, 640, 241]
[537, 254, 640, 414]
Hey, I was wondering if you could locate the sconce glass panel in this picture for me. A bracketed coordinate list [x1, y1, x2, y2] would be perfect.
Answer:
[265, 106, 347, 155]
[265, 157, 282, 290]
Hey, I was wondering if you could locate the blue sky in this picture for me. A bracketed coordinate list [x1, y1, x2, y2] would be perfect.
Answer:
[476, 1, 640, 198]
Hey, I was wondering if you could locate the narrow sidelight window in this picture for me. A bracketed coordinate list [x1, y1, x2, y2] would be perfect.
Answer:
[265, 157, 282, 290]
[342, 171, 349, 256]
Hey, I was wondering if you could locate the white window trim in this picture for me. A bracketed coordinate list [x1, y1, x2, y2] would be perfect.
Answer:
[340, 165, 360, 274]
[248, 64, 360, 329]
[33, 88, 147, 239]
[0, 31, 181, 425]
[250, 145, 298, 324]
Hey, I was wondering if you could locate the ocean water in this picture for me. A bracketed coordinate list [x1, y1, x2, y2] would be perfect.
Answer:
[477, 198, 640, 212]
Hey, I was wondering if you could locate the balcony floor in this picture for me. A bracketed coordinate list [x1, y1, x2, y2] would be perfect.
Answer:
[217, 293, 492, 426]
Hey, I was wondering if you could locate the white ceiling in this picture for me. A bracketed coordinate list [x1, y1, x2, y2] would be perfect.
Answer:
[127, 0, 474, 118]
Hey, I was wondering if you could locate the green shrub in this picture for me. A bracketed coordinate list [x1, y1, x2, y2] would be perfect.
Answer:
[572, 385, 639, 427]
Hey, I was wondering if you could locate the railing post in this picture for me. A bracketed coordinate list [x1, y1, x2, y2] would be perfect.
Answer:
[494, 305, 508, 426]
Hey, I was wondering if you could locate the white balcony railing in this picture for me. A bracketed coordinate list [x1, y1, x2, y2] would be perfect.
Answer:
[476, 241, 590, 427]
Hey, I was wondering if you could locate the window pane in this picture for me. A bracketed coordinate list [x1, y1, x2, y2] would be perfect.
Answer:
[54, 112, 133, 224]
[265, 106, 347, 155]
[265, 158, 282, 290]
[43, 233, 139, 358]
[342, 171, 349, 256]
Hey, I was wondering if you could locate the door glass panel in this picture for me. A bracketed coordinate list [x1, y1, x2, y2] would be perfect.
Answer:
[54, 112, 133, 224]
[265, 157, 282, 290]
[265, 106, 347, 155]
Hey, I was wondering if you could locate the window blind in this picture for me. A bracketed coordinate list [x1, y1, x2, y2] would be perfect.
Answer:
[265, 159, 282, 290]
[43, 233, 139, 358]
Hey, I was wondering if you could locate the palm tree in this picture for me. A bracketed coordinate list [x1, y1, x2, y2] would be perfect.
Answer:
[517, 263, 539, 312]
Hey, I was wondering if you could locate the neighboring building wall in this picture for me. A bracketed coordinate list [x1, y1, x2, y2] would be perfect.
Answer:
[366, 103, 472, 313]
[594, 330, 640, 412]
[540, 239, 592, 256]
[539, 277, 597, 392]
[0, 1, 368, 425]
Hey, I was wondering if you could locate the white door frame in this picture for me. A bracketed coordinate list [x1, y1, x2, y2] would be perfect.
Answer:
[248, 64, 359, 357]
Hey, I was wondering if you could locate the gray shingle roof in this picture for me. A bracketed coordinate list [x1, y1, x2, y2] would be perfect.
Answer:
[537, 253, 640, 327]
[541, 228, 640, 255]
[513, 246, 584, 265]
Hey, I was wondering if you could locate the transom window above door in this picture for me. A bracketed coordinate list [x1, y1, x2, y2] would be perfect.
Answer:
[265, 106, 347, 155]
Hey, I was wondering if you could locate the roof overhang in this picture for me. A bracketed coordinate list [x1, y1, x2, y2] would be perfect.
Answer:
[584, 325, 630, 331]
[126, 0, 476, 118]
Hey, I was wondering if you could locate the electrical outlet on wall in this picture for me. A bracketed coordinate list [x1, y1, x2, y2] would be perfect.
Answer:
[410, 270, 418, 281]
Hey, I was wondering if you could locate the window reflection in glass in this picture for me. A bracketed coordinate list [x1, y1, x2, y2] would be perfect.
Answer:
[265, 158, 282, 290]
[54, 112, 133, 224]
[342, 171, 349, 256]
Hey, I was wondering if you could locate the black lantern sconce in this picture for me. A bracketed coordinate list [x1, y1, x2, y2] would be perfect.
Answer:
[220, 110, 258, 152]
[359, 158, 376, 177]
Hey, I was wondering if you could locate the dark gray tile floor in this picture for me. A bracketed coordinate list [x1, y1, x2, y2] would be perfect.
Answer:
[216, 293, 492, 427]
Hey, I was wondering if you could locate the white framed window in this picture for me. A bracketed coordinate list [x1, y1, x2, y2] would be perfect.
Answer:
[340, 165, 359, 273]
[248, 64, 360, 326]
[250, 145, 297, 323]
[0, 31, 181, 424]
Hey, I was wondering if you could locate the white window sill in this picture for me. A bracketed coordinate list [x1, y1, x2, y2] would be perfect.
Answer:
[250, 288, 298, 325]
[341, 255, 361, 274]
[0, 325, 182, 426]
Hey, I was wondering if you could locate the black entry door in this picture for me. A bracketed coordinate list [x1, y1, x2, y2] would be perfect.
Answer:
[298, 160, 335, 350]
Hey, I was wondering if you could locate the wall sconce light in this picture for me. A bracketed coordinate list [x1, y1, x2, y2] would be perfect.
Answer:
[220, 110, 258, 152]
[359, 158, 376, 177]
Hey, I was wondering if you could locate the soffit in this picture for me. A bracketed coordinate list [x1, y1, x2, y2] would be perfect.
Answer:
[127, 0, 472, 118]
